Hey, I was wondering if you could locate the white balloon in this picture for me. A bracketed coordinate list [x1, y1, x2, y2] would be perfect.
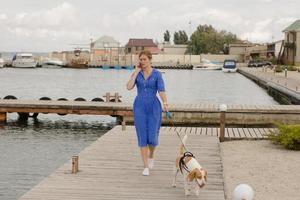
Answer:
[233, 184, 254, 200]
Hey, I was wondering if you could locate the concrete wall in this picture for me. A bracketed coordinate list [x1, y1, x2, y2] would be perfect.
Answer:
[51, 51, 243, 66]
[229, 46, 246, 55]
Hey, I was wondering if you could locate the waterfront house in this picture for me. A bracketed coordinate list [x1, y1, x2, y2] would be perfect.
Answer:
[90, 36, 121, 65]
[282, 19, 300, 65]
[125, 38, 162, 55]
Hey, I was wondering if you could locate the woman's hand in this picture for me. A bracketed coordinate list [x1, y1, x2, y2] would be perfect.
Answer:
[163, 102, 169, 112]
[135, 63, 142, 73]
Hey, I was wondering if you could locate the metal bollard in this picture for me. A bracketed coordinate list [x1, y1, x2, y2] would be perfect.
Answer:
[285, 66, 287, 78]
[219, 104, 227, 142]
[72, 156, 79, 174]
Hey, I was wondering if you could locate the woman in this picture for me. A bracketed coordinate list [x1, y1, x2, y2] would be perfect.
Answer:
[126, 50, 168, 176]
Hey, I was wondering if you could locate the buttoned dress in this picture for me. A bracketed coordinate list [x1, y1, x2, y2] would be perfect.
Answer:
[133, 68, 165, 147]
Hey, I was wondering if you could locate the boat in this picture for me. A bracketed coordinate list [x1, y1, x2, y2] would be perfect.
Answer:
[195, 58, 222, 70]
[222, 59, 237, 73]
[65, 57, 89, 69]
[42, 59, 65, 68]
[12, 53, 37, 68]
[64, 49, 89, 69]
[0, 58, 4, 68]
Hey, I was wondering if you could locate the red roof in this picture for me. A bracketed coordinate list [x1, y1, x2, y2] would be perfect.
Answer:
[126, 39, 157, 47]
[148, 47, 163, 54]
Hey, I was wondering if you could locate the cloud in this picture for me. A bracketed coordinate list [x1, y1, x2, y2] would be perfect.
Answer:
[3, 2, 81, 39]
[127, 7, 150, 26]
[240, 19, 273, 42]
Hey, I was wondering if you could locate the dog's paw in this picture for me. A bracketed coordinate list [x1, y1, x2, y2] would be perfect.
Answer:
[195, 190, 200, 196]
[185, 190, 191, 196]
[172, 183, 176, 188]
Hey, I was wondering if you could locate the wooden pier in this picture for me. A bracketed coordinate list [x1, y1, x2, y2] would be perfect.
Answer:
[238, 67, 300, 104]
[1, 99, 300, 126]
[19, 125, 272, 200]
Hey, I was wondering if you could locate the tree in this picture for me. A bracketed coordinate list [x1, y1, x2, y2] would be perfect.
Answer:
[163, 30, 171, 42]
[173, 30, 189, 44]
[187, 24, 241, 54]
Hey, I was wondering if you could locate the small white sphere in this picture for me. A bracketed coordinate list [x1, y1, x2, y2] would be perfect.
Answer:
[233, 184, 254, 200]
[219, 104, 227, 112]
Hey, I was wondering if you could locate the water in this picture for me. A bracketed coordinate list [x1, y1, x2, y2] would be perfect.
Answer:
[0, 68, 277, 199]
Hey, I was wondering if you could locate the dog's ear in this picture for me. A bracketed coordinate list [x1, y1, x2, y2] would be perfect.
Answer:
[187, 169, 198, 182]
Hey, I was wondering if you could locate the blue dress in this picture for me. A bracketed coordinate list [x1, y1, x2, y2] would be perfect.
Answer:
[133, 68, 165, 147]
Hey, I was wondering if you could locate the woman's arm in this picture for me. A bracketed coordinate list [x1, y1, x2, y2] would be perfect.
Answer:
[126, 68, 141, 90]
[159, 91, 168, 111]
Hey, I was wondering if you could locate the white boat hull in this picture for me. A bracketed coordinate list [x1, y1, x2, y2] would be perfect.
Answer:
[0, 58, 4, 68]
[42, 60, 64, 68]
[222, 68, 237, 73]
[12, 61, 37, 68]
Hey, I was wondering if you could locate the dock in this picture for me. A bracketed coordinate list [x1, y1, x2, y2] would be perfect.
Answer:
[1, 99, 300, 126]
[19, 125, 271, 199]
[238, 67, 300, 104]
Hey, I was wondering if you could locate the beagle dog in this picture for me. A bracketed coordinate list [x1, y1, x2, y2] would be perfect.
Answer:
[172, 135, 207, 196]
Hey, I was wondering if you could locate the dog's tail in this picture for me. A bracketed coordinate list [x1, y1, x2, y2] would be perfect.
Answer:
[179, 134, 188, 154]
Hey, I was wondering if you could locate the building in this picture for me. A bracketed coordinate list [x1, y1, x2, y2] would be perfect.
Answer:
[90, 35, 122, 65]
[125, 38, 162, 54]
[267, 40, 283, 59]
[229, 43, 253, 56]
[229, 42, 269, 62]
[157, 43, 187, 55]
[282, 19, 300, 65]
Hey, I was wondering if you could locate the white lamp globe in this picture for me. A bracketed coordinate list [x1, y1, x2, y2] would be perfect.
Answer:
[233, 184, 254, 200]
[219, 104, 227, 112]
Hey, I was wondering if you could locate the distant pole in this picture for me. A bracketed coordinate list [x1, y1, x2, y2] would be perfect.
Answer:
[110, 47, 112, 66]
[189, 20, 192, 65]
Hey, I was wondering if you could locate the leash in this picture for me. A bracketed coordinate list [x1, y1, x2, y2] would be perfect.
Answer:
[166, 111, 195, 173]
[166, 111, 188, 152]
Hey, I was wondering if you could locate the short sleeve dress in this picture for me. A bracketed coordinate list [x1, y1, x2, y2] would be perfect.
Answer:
[133, 68, 165, 147]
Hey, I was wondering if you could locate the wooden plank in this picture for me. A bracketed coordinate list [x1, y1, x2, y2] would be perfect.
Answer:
[190, 127, 197, 135]
[211, 127, 218, 137]
[237, 128, 246, 138]
[253, 128, 263, 139]
[248, 128, 259, 138]
[226, 128, 234, 139]
[20, 126, 225, 200]
[242, 128, 252, 138]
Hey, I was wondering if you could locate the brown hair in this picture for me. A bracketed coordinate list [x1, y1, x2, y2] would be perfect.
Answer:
[139, 50, 152, 60]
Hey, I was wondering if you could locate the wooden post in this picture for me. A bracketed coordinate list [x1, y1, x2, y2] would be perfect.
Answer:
[122, 119, 126, 131]
[105, 92, 110, 102]
[115, 92, 119, 102]
[0, 112, 7, 123]
[220, 112, 226, 142]
[72, 156, 79, 174]
[219, 104, 227, 142]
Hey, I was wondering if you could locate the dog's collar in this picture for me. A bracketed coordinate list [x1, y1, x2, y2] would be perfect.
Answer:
[179, 151, 195, 173]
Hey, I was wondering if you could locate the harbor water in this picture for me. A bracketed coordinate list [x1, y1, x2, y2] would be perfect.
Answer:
[0, 68, 277, 199]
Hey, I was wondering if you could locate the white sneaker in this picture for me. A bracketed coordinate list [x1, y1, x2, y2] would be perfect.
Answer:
[142, 168, 149, 176]
[148, 158, 154, 169]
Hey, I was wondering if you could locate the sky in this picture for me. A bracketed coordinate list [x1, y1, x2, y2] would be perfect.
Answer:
[0, 0, 299, 52]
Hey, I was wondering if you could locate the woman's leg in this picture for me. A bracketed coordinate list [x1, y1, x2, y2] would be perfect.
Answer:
[140, 146, 149, 168]
[148, 145, 155, 158]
